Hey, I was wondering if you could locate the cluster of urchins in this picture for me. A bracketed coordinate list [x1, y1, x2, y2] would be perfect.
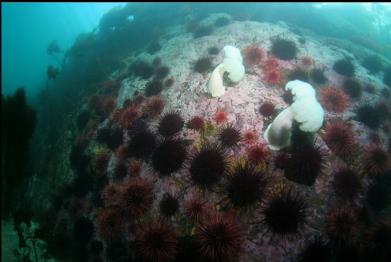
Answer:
[54, 36, 390, 262]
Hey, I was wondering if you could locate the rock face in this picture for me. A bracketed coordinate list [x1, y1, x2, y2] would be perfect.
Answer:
[31, 12, 391, 262]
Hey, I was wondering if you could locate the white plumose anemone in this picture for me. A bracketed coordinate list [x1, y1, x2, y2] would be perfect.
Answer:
[264, 80, 324, 150]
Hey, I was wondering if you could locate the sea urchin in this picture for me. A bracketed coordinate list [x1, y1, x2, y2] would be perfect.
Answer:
[119, 178, 154, 220]
[158, 111, 185, 137]
[190, 144, 229, 189]
[195, 213, 243, 261]
[219, 125, 241, 148]
[152, 139, 187, 176]
[319, 87, 350, 113]
[261, 188, 307, 239]
[136, 220, 178, 262]
[322, 121, 356, 158]
[226, 163, 268, 209]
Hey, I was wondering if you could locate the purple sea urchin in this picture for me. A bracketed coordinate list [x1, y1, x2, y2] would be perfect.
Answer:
[128, 130, 157, 159]
[226, 163, 268, 209]
[155, 66, 170, 80]
[190, 144, 229, 189]
[362, 220, 391, 262]
[356, 104, 382, 130]
[260, 188, 307, 239]
[194, 57, 213, 73]
[296, 239, 331, 262]
[159, 193, 179, 217]
[152, 138, 187, 176]
[96, 126, 123, 150]
[73, 216, 94, 242]
[343, 79, 362, 99]
[332, 168, 362, 202]
[333, 59, 355, 77]
[219, 125, 241, 148]
[145, 80, 164, 97]
[284, 143, 326, 186]
[158, 111, 184, 137]
[131, 60, 154, 79]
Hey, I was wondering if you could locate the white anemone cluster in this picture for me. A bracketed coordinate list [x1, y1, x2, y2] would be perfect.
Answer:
[207, 45, 245, 97]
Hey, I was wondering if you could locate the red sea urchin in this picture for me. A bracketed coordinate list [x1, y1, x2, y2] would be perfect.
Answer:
[187, 116, 205, 131]
[101, 182, 123, 208]
[136, 219, 178, 262]
[247, 144, 269, 165]
[243, 45, 264, 66]
[96, 208, 125, 241]
[260, 187, 307, 239]
[119, 178, 154, 220]
[319, 87, 350, 113]
[132, 94, 145, 107]
[143, 96, 165, 119]
[128, 159, 143, 177]
[213, 110, 228, 125]
[263, 67, 284, 86]
[301, 56, 313, 68]
[111, 108, 123, 123]
[263, 57, 279, 72]
[184, 198, 209, 223]
[119, 106, 140, 129]
[364, 145, 389, 176]
[322, 121, 356, 158]
[242, 130, 259, 145]
[195, 213, 243, 261]
[325, 206, 358, 244]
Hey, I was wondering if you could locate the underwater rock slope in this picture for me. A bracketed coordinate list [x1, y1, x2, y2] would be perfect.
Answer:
[33, 13, 391, 262]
